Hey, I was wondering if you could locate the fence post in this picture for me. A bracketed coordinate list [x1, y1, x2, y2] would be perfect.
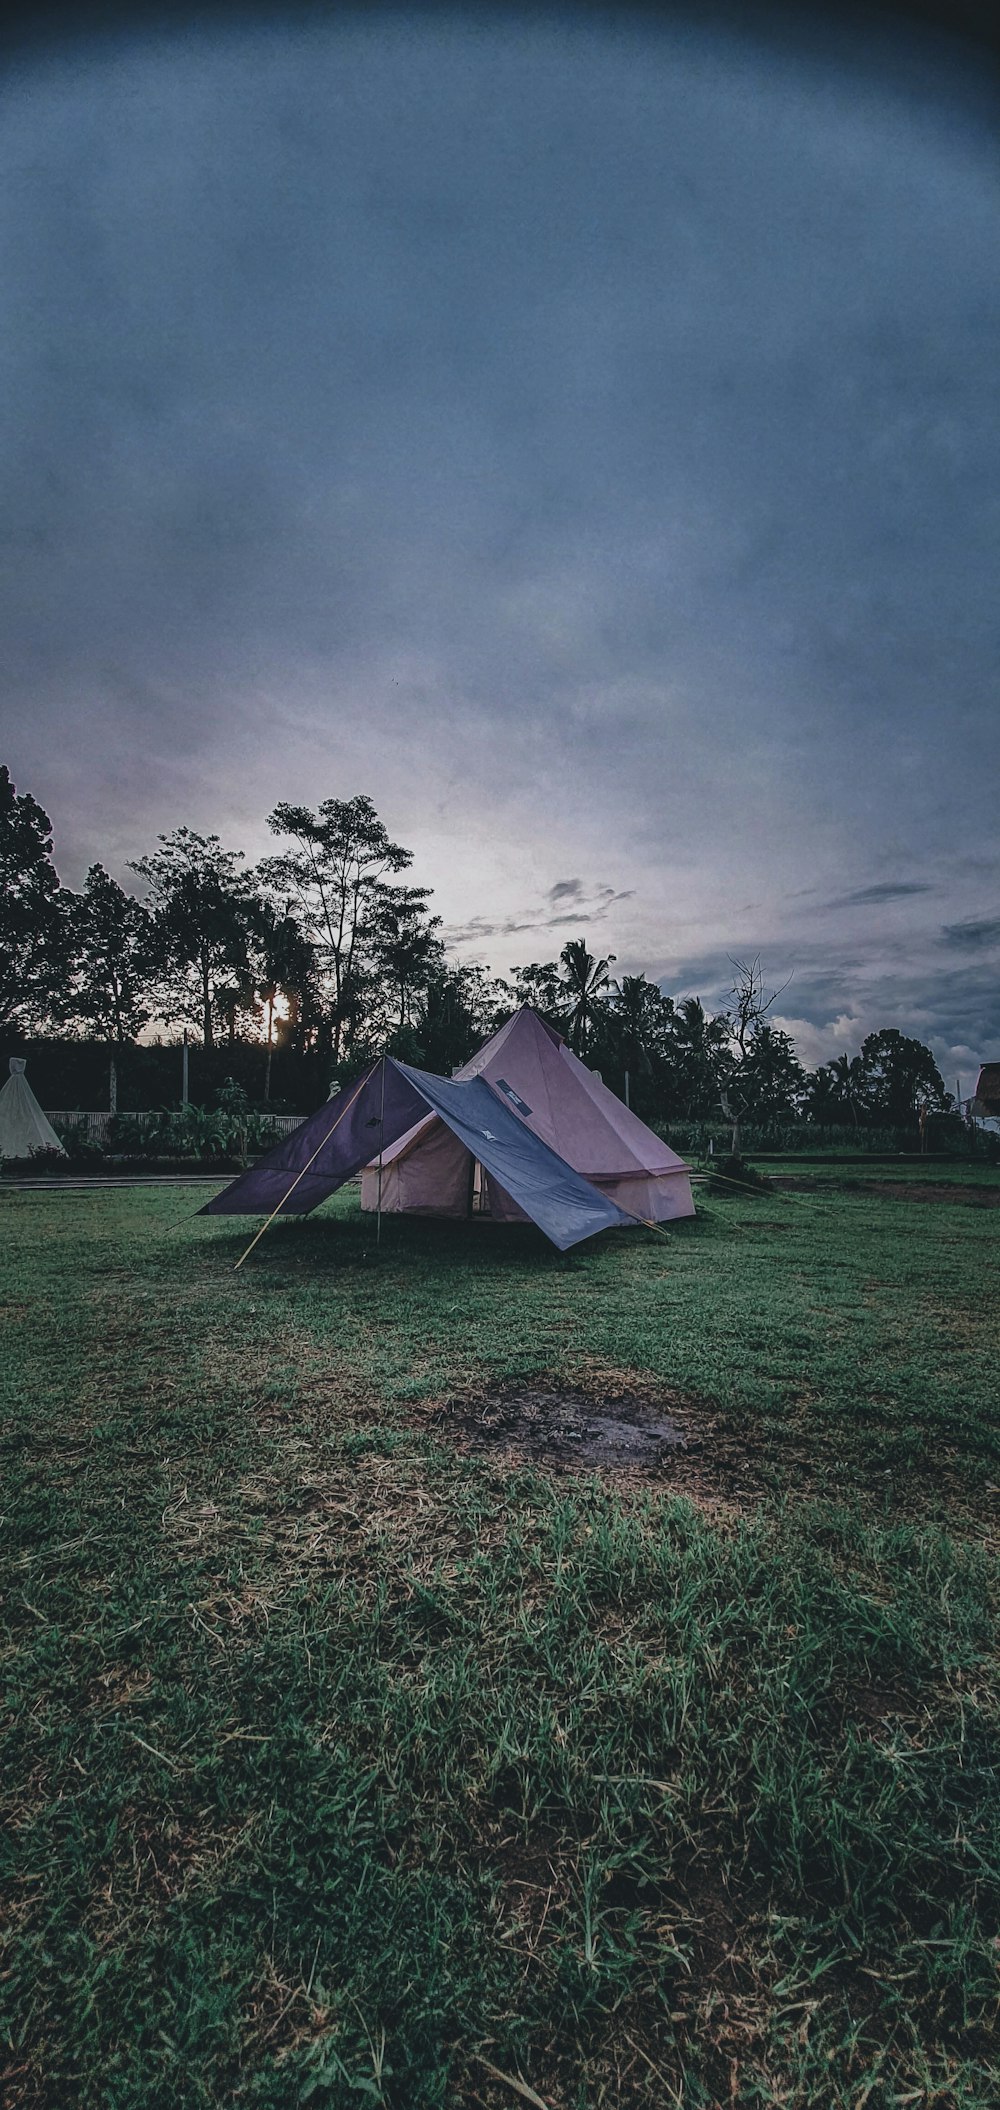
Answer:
[109, 1056, 117, 1115]
[182, 1031, 189, 1106]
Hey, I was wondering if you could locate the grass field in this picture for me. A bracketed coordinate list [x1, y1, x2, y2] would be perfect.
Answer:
[2, 1169, 999, 2108]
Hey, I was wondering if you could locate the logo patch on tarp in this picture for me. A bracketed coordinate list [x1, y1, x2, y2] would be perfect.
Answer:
[494, 1078, 532, 1118]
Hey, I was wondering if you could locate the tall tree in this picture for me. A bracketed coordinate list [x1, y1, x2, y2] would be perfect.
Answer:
[558, 939, 616, 1055]
[737, 1024, 807, 1118]
[0, 765, 67, 1034]
[130, 828, 259, 1047]
[261, 796, 413, 1060]
[607, 974, 661, 1093]
[856, 1029, 950, 1125]
[727, 954, 793, 1058]
[669, 996, 733, 1118]
[65, 864, 156, 1043]
[372, 882, 443, 1036]
[254, 900, 320, 1089]
[416, 964, 501, 1074]
[806, 1054, 866, 1126]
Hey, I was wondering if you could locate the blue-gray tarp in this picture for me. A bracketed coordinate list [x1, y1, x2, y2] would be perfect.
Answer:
[201, 1057, 636, 1251]
[392, 1060, 634, 1250]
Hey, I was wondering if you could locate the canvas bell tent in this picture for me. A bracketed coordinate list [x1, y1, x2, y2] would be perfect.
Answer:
[0, 1058, 66, 1161]
[360, 1008, 695, 1227]
[202, 1010, 694, 1254]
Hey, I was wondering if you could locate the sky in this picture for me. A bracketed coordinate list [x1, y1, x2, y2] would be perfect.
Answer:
[1, 4, 997, 1085]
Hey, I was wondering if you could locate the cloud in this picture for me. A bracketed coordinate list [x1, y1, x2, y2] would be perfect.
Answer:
[444, 877, 630, 950]
[0, 13, 995, 1076]
[941, 916, 1000, 949]
[822, 882, 934, 909]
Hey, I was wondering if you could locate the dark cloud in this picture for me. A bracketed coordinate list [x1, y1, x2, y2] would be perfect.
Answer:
[445, 878, 627, 948]
[823, 882, 935, 908]
[941, 916, 1000, 949]
[0, 12, 996, 1069]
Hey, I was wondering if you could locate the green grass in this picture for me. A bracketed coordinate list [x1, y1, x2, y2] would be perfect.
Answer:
[2, 1177, 998, 2108]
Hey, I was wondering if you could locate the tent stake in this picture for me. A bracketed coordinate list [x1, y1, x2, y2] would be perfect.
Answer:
[232, 1066, 372, 1272]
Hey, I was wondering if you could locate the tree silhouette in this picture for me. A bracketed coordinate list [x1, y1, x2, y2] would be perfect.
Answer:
[261, 796, 413, 1060]
[130, 829, 259, 1048]
[558, 939, 616, 1055]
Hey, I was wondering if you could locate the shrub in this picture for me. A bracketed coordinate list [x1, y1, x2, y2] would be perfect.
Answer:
[706, 1152, 772, 1196]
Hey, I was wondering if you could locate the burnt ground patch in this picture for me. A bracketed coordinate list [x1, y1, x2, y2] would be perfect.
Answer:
[425, 1380, 780, 1510]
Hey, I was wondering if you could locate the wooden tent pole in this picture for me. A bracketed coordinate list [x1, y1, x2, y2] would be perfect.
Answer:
[375, 1054, 387, 1248]
[232, 1066, 374, 1272]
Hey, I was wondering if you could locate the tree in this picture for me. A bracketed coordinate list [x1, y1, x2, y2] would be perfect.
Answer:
[254, 900, 320, 1091]
[720, 957, 796, 1145]
[558, 939, 616, 1055]
[130, 828, 260, 1047]
[737, 1024, 807, 1119]
[0, 765, 67, 1034]
[601, 973, 673, 1111]
[668, 996, 733, 1118]
[416, 964, 501, 1074]
[261, 796, 414, 1060]
[501, 960, 564, 1024]
[856, 1029, 950, 1126]
[65, 864, 156, 1043]
[372, 882, 443, 1036]
[805, 1054, 866, 1126]
[727, 954, 793, 1059]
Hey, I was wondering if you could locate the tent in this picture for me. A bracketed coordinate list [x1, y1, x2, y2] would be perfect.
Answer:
[202, 1052, 654, 1252]
[0, 1058, 66, 1160]
[360, 1008, 695, 1226]
[202, 1010, 695, 1252]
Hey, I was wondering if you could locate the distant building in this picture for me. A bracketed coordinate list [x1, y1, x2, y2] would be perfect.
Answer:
[971, 1064, 1000, 1117]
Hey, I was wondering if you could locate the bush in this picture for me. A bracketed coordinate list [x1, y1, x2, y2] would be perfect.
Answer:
[706, 1152, 772, 1197]
[655, 1117, 990, 1158]
[119, 1106, 284, 1162]
[0, 1144, 72, 1176]
[46, 1107, 287, 1166]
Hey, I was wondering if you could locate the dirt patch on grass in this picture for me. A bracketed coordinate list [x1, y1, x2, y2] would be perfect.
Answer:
[449, 1385, 689, 1468]
[427, 1379, 775, 1512]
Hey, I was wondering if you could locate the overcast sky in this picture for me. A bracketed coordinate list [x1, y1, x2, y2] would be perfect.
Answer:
[1, 6, 997, 1081]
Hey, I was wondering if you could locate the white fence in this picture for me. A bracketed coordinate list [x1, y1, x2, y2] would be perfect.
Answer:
[50, 1111, 305, 1142]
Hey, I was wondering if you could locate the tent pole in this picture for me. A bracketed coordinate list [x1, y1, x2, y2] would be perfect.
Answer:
[232, 1066, 373, 1272]
[376, 1054, 387, 1248]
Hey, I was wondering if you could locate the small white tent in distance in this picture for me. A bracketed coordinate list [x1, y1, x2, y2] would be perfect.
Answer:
[360, 1006, 695, 1225]
[0, 1058, 66, 1161]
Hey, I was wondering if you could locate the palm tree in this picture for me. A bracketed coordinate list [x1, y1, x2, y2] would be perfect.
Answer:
[672, 996, 733, 1119]
[613, 973, 657, 1101]
[558, 939, 615, 1055]
[828, 1053, 865, 1128]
